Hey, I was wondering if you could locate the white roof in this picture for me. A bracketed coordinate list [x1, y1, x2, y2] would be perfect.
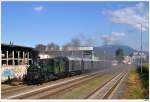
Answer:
[67, 57, 82, 61]
[60, 47, 93, 51]
[66, 57, 103, 62]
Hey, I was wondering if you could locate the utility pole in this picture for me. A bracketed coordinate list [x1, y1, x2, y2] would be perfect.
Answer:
[137, 36, 140, 69]
[140, 24, 143, 73]
[104, 50, 106, 69]
[137, 47, 140, 68]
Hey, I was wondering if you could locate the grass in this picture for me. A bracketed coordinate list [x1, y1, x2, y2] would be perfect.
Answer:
[137, 64, 149, 99]
[120, 65, 149, 99]
[1, 84, 15, 89]
[1, 79, 24, 90]
[1, 82, 23, 88]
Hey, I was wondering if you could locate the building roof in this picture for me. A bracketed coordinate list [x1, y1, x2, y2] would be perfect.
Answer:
[1, 43, 34, 51]
[2, 43, 33, 49]
[59, 47, 93, 51]
[132, 51, 146, 56]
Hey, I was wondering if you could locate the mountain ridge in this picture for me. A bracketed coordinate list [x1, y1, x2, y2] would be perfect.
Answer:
[93, 45, 136, 60]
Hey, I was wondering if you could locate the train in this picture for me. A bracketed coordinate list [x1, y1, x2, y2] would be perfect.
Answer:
[24, 56, 112, 85]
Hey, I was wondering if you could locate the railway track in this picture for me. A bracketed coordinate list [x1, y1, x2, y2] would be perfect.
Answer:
[2, 70, 105, 99]
[84, 71, 128, 99]
[2, 85, 28, 93]
[19, 70, 124, 99]
[35, 72, 107, 99]
[13, 72, 105, 99]
[2, 66, 128, 99]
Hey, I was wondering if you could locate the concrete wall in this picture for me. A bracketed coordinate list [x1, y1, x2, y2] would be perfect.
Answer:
[1, 65, 28, 82]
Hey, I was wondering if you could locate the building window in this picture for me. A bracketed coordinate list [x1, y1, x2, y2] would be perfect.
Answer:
[8, 60, 13, 65]
[14, 51, 18, 58]
[2, 51, 7, 59]
[2, 60, 7, 66]
[15, 60, 18, 65]
[29, 60, 32, 65]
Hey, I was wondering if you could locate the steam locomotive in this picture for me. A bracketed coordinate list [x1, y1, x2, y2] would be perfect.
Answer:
[24, 57, 111, 84]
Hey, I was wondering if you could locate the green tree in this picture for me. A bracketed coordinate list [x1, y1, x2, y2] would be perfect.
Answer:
[115, 48, 124, 63]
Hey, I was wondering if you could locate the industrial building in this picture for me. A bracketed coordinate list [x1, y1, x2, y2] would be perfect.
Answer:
[1, 43, 38, 82]
[38, 47, 97, 59]
[131, 51, 147, 63]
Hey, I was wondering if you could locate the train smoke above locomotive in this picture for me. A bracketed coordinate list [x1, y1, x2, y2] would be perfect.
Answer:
[35, 33, 98, 52]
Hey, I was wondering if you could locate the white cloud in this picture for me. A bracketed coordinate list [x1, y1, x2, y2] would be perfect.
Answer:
[34, 6, 44, 12]
[111, 32, 125, 37]
[103, 2, 149, 32]
[136, 2, 145, 9]
[102, 32, 125, 44]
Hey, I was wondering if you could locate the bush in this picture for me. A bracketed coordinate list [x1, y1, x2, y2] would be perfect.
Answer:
[2, 76, 23, 85]
[137, 64, 149, 99]
[137, 64, 149, 74]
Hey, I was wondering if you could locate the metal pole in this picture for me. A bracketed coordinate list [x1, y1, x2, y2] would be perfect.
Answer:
[6, 51, 8, 66]
[104, 50, 106, 69]
[137, 46, 140, 68]
[72, 51, 74, 57]
[140, 24, 143, 73]
[12, 50, 15, 66]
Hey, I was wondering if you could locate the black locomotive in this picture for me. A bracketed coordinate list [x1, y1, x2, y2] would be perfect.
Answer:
[24, 57, 111, 84]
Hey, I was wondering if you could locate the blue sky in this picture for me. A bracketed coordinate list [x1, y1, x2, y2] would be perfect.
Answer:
[1, 1, 149, 51]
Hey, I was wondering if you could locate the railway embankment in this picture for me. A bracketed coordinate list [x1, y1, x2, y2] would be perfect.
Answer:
[120, 64, 149, 99]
